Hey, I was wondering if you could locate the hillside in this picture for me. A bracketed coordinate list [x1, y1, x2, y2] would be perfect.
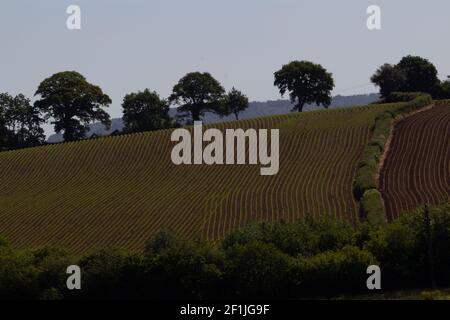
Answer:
[0, 102, 398, 253]
[380, 102, 450, 220]
[47, 94, 380, 143]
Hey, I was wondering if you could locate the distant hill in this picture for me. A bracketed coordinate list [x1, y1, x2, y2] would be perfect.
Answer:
[47, 93, 379, 143]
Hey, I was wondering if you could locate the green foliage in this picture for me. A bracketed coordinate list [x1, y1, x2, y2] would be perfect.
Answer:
[386, 91, 423, 103]
[224, 241, 292, 298]
[396, 56, 441, 96]
[144, 234, 224, 300]
[169, 72, 225, 122]
[361, 190, 386, 227]
[0, 245, 76, 300]
[353, 164, 377, 199]
[371, 55, 441, 98]
[370, 112, 393, 150]
[222, 217, 355, 257]
[0, 92, 45, 151]
[0, 248, 40, 299]
[363, 204, 450, 288]
[34, 71, 112, 142]
[79, 248, 141, 299]
[291, 246, 376, 296]
[371, 64, 407, 99]
[274, 60, 335, 112]
[122, 89, 172, 133]
[217, 87, 249, 120]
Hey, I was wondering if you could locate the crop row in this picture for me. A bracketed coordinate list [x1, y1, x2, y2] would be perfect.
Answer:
[0, 104, 395, 252]
[380, 104, 450, 220]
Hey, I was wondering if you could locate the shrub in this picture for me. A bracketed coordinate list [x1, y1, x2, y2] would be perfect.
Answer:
[353, 164, 377, 199]
[291, 246, 377, 297]
[360, 190, 386, 227]
[0, 249, 40, 299]
[28, 247, 75, 299]
[386, 92, 423, 103]
[222, 217, 355, 257]
[224, 241, 292, 299]
[144, 234, 224, 300]
[78, 248, 142, 299]
[364, 203, 450, 289]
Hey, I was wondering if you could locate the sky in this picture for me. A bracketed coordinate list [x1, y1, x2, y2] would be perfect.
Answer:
[1, 0, 449, 135]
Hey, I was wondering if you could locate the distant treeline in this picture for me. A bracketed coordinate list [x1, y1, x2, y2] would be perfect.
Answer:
[0, 202, 448, 300]
[1, 55, 449, 151]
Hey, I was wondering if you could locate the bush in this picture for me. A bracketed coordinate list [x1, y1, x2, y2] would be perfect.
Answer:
[353, 164, 377, 199]
[222, 217, 355, 257]
[224, 241, 292, 299]
[386, 92, 423, 103]
[143, 233, 224, 300]
[364, 203, 450, 289]
[360, 190, 386, 227]
[291, 246, 377, 297]
[78, 248, 142, 299]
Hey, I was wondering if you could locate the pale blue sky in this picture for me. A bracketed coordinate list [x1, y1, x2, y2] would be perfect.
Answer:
[1, 0, 449, 135]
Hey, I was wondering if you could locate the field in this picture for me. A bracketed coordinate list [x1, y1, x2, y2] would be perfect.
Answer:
[0, 104, 400, 253]
[380, 103, 450, 220]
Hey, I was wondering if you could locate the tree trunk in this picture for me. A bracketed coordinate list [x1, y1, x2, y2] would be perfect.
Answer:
[296, 101, 305, 112]
[191, 109, 201, 122]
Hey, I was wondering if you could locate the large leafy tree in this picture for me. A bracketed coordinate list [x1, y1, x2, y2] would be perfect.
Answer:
[371, 55, 442, 99]
[34, 71, 112, 141]
[0, 93, 45, 150]
[274, 60, 335, 112]
[218, 87, 249, 120]
[396, 55, 441, 95]
[370, 64, 407, 99]
[122, 89, 172, 133]
[169, 72, 225, 122]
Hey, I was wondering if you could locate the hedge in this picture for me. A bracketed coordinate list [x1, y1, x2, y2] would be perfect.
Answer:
[360, 189, 385, 226]
[354, 92, 433, 225]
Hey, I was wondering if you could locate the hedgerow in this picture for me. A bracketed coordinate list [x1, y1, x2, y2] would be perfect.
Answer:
[353, 92, 433, 225]
[360, 190, 385, 226]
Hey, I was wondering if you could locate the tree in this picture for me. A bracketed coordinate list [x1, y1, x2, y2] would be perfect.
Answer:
[0, 107, 8, 150]
[169, 72, 225, 122]
[371, 56, 442, 99]
[440, 77, 450, 99]
[122, 89, 171, 133]
[218, 87, 249, 120]
[274, 61, 334, 112]
[0, 93, 45, 150]
[34, 71, 112, 142]
[396, 55, 441, 96]
[370, 64, 407, 99]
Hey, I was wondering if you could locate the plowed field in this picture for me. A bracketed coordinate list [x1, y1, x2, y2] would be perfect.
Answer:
[380, 104, 450, 220]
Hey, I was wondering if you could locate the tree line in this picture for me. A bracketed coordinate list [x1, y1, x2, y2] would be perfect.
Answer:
[1, 55, 449, 151]
[0, 202, 448, 300]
